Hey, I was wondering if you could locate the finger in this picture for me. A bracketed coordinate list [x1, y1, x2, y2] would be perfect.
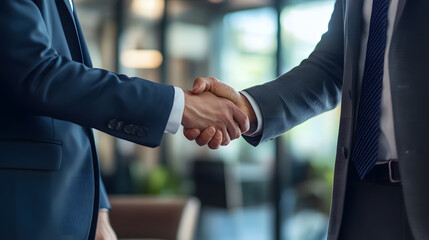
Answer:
[221, 126, 231, 146]
[183, 128, 201, 141]
[196, 127, 216, 146]
[208, 130, 222, 149]
[192, 77, 208, 94]
[232, 105, 250, 133]
[211, 81, 241, 103]
[226, 118, 241, 141]
[193, 78, 240, 104]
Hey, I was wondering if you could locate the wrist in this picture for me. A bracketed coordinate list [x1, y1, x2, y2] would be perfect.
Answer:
[238, 93, 256, 124]
[181, 90, 191, 125]
[98, 210, 110, 221]
[181, 90, 199, 128]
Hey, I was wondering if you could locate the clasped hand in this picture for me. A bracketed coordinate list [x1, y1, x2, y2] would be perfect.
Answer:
[181, 77, 256, 149]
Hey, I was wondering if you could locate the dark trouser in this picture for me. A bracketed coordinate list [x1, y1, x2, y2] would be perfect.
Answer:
[338, 166, 414, 240]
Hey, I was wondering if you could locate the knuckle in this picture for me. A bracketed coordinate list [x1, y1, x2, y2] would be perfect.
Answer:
[215, 121, 225, 129]
[220, 113, 229, 122]
[233, 130, 240, 140]
[210, 77, 220, 87]
[233, 132, 240, 140]
[224, 99, 233, 107]
[239, 118, 248, 129]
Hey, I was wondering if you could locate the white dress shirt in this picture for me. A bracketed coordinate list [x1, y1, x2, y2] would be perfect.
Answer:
[67, 0, 184, 134]
[165, 87, 184, 134]
[245, 0, 399, 161]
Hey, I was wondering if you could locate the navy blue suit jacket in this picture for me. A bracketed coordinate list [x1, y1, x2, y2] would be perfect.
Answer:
[0, 0, 175, 239]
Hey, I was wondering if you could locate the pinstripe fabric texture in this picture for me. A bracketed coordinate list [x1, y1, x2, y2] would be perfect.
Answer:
[352, 0, 390, 179]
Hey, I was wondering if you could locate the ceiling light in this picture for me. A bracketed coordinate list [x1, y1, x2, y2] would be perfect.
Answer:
[121, 50, 163, 69]
[131, 0, 165, 20]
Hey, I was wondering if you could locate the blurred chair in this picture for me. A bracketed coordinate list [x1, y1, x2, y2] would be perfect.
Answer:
[109, 196, 200, 240]
[192, 159, 242, 209]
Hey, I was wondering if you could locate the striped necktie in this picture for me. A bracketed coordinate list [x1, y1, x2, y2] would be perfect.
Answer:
[352, 0, 390, 179]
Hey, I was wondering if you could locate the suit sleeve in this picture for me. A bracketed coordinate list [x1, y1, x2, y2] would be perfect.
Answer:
[99, 178, 111, 210]
[0, 0, 173, 147]
[243, 0, 345, 146]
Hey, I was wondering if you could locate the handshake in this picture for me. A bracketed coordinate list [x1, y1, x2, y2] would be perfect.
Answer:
[181, 77, 257, 149]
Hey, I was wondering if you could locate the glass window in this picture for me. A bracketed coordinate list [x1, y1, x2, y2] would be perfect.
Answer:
[75, 0, 339, 239]
[280, 1, 337, 240]
[220, 7, 277, 89]
[194, 7, 278, 240]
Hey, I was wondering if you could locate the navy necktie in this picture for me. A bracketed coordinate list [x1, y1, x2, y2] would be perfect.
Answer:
[352, 0, 390, 179]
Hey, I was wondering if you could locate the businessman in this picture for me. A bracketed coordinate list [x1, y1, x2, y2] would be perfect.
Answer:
[186, 0, 429, 239]
[0, 0, 248, 239]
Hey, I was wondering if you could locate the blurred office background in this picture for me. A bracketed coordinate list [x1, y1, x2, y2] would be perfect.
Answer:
[74, 0, 338, 239]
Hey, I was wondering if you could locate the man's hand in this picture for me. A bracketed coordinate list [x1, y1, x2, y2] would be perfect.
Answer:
[192, 77, 256, 123]
[182, 90, 249, 147]
[183, 77, 257, 148]
[95, 211, 117, 240]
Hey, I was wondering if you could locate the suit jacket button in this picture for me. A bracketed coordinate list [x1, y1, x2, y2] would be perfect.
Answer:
[108, 119, 117, 130]
[342, 147, 349, 159]
[137, 127, 148, 137]
[124, 124, 134, 134]
[131, 125, 139, 135]
[116, 121, 124, 131]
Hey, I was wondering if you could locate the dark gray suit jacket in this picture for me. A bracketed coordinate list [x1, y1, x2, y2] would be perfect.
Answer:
[243, 0, 429, 239]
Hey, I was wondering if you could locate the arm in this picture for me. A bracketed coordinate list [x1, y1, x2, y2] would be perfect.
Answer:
[242, 0, 344, 145]
[187, 0, 345, 146]
[0, 0, 247, 146]
[0, 0, 172, 147]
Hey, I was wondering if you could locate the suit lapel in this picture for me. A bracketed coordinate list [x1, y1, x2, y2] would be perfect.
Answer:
[73, 10, 93, 67]
[343, 0, 363, 103]
[390, 0, 406, 157]
[345, 0, 406, 94]
[57, 0, 84, 63]
[328, 2, 364, 238]
[394, 0, 406, 29]
[63, 0, 74, 17]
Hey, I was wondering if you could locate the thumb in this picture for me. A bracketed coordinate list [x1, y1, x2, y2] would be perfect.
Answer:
[192, 77, 240, 104]
[192, 77, 208, 94]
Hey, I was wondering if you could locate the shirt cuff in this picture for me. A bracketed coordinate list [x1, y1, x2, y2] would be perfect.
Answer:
[99, 208, 110, 212]
[165, 87, 184, 134]
[240, 91, 263, 137]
